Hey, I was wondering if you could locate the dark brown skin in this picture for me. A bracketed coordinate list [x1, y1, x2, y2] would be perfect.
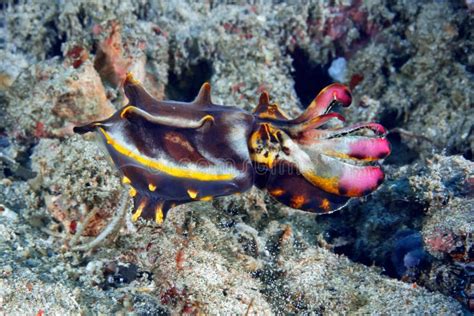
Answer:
[75, 73, 390, 223]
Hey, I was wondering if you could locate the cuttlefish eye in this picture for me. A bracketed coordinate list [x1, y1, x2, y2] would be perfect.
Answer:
[248, 123, 282, 169]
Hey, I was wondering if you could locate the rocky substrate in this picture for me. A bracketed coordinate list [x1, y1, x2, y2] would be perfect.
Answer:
[0, 1, 472, 313]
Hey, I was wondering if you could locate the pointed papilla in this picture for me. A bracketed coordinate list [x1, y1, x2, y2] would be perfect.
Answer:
[123, 72, 158, 110]
[193, 82, 213, 105]
[253, 91, 289, 120]
[259, 91, 270, 107]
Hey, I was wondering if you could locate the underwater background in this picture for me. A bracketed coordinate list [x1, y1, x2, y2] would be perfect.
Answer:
[0, 1, 472, 314]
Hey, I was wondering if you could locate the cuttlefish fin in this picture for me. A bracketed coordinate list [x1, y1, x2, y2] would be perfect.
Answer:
[266, 162, 350, 214]
[131, 193, 181, 224]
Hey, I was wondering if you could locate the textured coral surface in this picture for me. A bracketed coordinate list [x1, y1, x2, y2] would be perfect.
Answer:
[0, 1, 472, 314]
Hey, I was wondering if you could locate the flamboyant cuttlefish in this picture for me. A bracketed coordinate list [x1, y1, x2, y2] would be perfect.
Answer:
[74, 74, 390, 224]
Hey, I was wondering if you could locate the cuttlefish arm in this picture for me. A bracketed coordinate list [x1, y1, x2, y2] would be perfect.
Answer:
[292, 83, 352, 123]
[265, 162, 350, 214]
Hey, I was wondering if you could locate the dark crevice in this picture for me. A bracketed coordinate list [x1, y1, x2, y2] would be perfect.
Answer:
[44, 21, 64, 59]
[384, 132, 419, 165]
[378, 106, 420, 165]
[76, 7, 88, 29]
[165, 58, 213, 102]
[317, 198, 427, 280]
[392, 54, 411, 71]
[461, 145, 472, 161]
[449, 123, 472, 161]
[289, 47, 333, 108]
[381, 64, 391, 79]
[2, 141, 37, 180]
[137, 3, 154, 20]
[317, 196, 472, 310]
[453, 12, 473, 74]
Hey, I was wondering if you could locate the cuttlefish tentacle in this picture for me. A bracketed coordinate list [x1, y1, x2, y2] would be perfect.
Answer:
[298, 122, 387, 143]
[254, 84, 351, 137]
[285, 112, 346, 136]
[302, 136, 391, 161]
[262, 130, 384, 198]
[303, 154, 385, 197]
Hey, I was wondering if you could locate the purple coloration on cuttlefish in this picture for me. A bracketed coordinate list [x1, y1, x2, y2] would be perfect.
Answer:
[74, 73, 390, 223]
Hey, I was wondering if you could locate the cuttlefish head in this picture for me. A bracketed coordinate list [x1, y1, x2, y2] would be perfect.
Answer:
[250, 83, 391, 214]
